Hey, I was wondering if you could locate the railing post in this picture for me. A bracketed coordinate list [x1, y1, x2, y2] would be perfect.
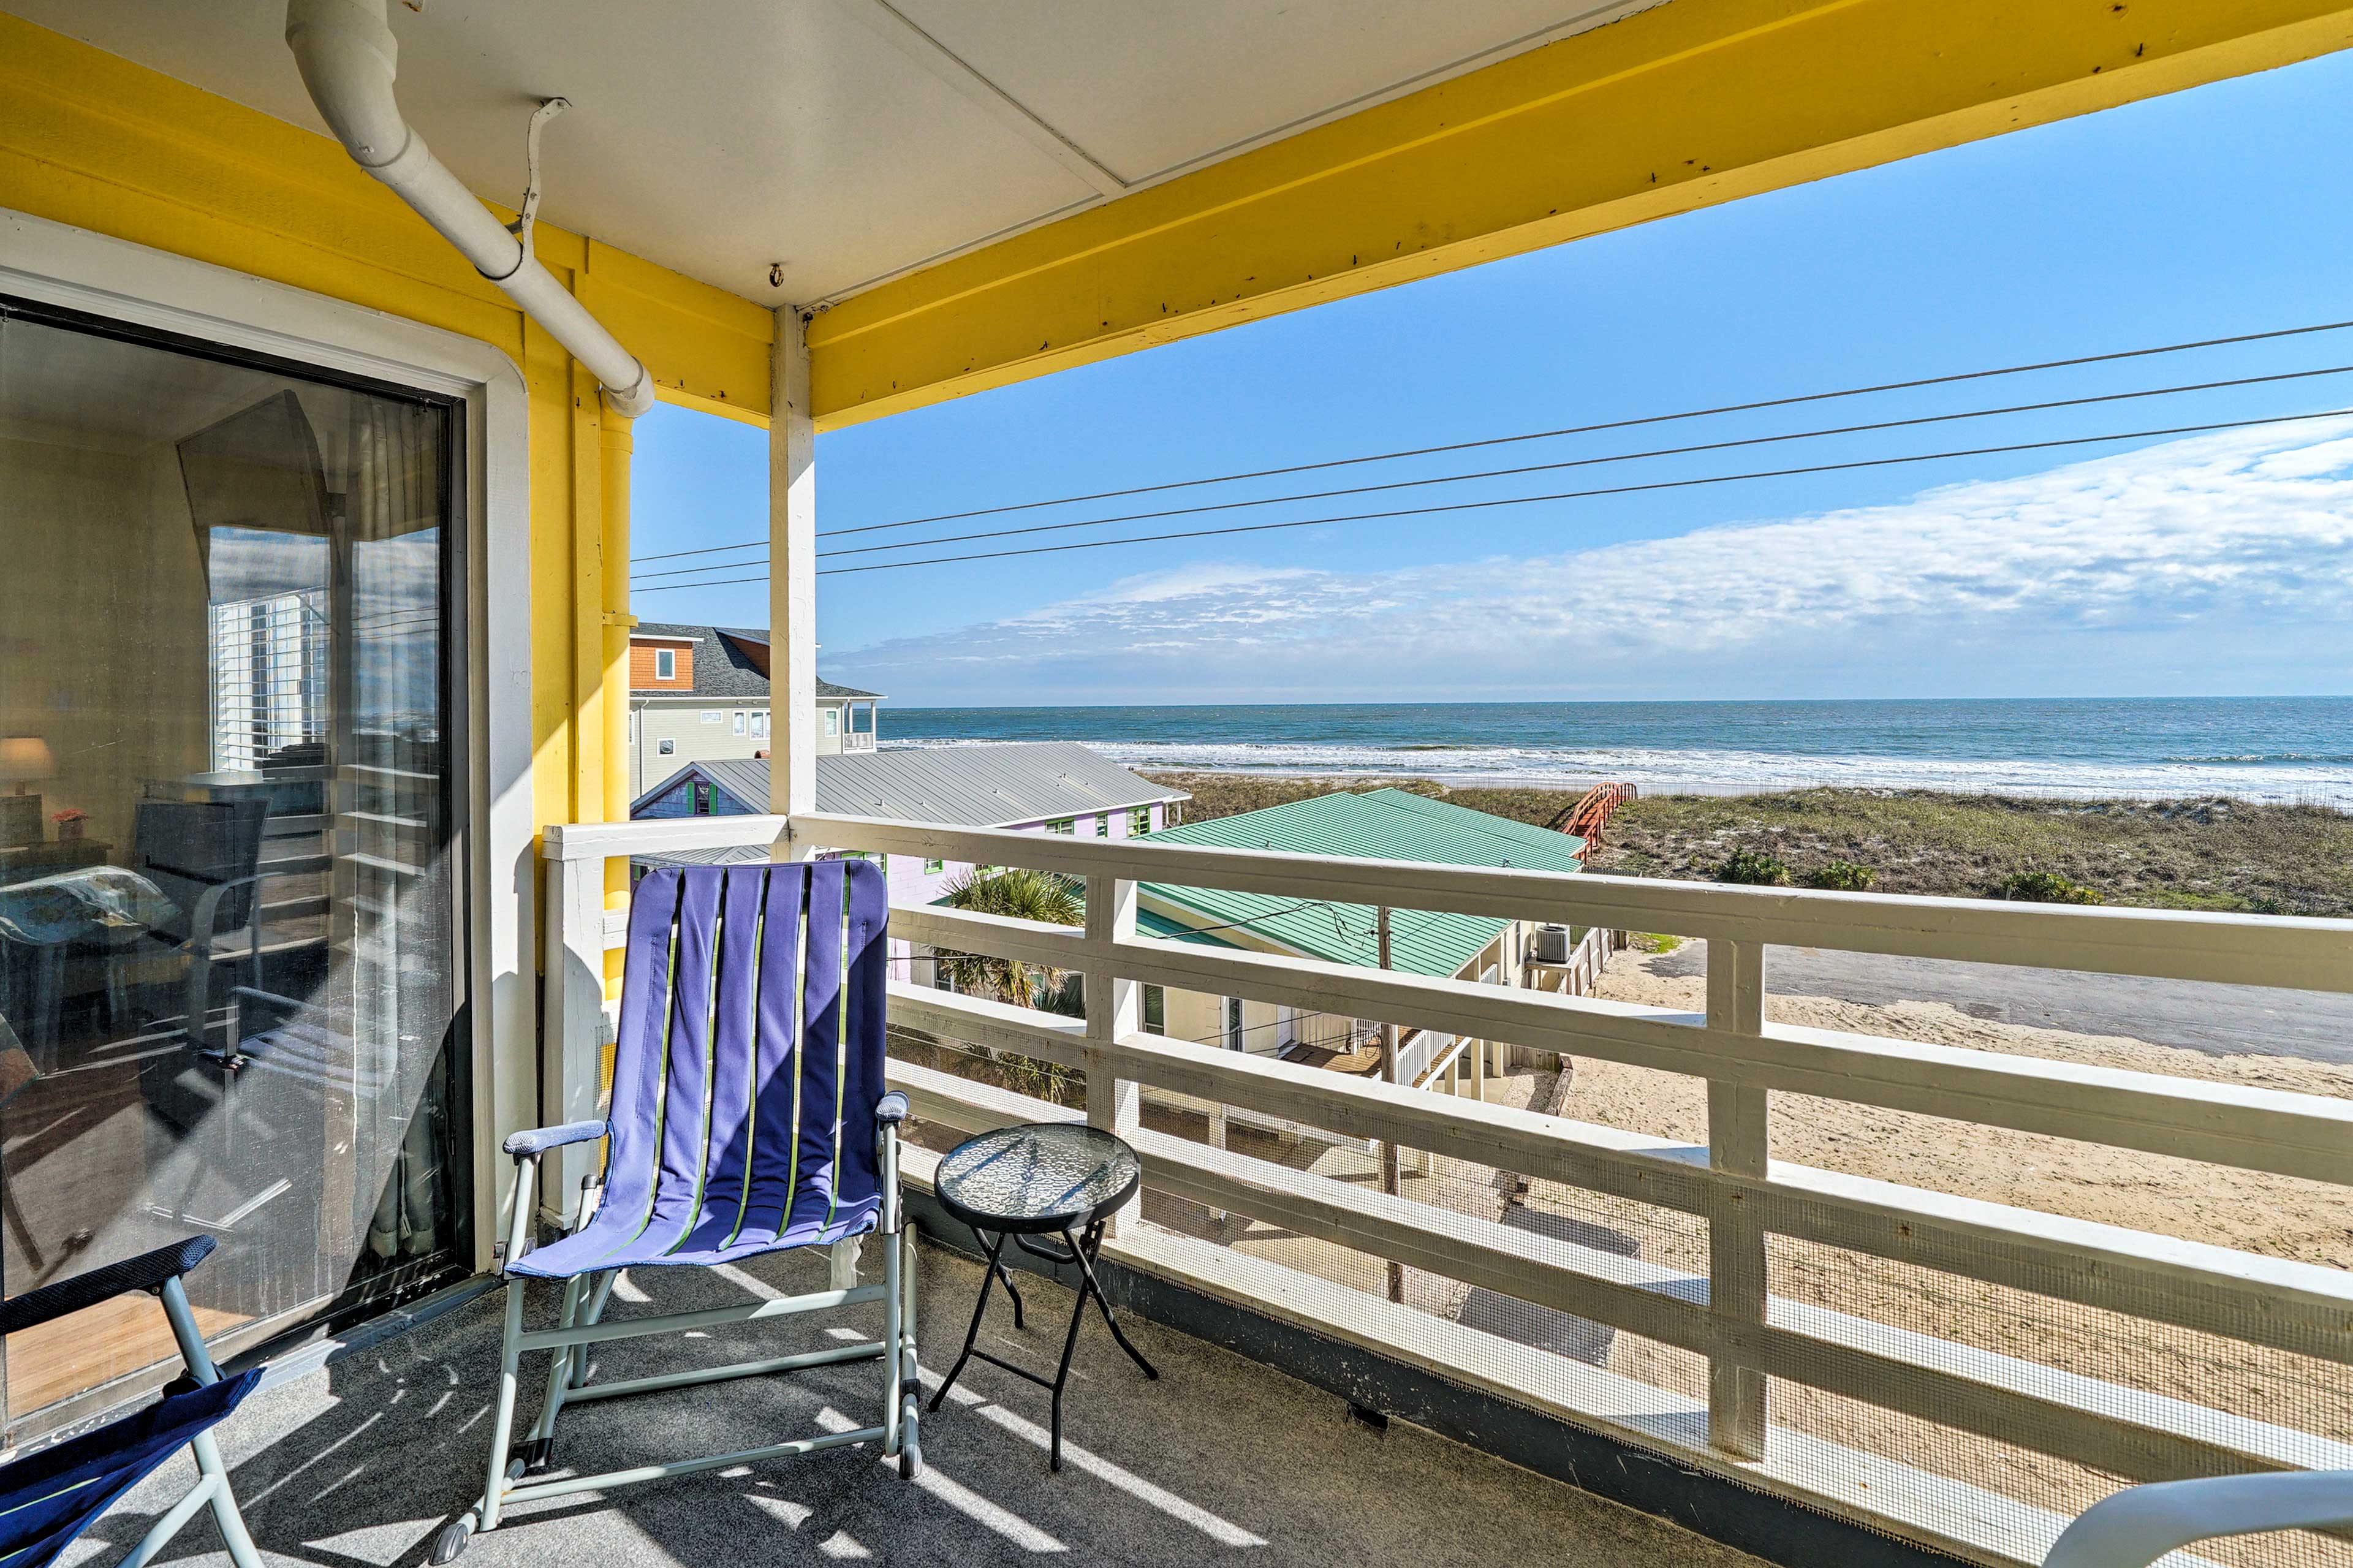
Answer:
[1084, 872, 1140, 1238]
[1378, 906, 1404, 1302]
[1706, 936, 1769, 1460]
[540, 846, 609, 1227]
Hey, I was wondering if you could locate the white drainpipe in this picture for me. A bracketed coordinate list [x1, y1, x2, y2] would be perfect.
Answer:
[284, 0, 654, 417]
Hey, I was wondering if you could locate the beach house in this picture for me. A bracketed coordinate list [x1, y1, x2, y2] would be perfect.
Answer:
[1129, 789, 1585, 1094]
[7, 4, 2349, 1564]
[625, 622, 881, 798]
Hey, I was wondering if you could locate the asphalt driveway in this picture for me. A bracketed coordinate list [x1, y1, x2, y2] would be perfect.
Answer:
[1641, 943, 2353, 1066]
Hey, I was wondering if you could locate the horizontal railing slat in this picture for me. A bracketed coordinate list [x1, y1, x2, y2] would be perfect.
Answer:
[887, 983, 2353, 1354]
[805, 811, 2353, 993]
[889, 902, 2353, 1186]
[889, 1058, 2353, 1484]
[890, 904, 1089, 972]
[1102, 933, 2353, 1184]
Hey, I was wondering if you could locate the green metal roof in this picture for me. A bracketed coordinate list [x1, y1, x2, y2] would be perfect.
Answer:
[1137, 906, 1240, 948]
[1134, 788, 1584, 978]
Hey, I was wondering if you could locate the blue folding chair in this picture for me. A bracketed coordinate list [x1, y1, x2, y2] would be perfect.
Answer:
[436, 861, 918, 1563]
[0, 1237, 264, 1568]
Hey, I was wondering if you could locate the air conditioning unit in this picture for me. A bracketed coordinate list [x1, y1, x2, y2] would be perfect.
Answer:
[1531, 923, 1573, 964]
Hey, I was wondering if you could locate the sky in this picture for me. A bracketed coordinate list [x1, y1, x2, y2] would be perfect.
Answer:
[629, 47, 2353, 708]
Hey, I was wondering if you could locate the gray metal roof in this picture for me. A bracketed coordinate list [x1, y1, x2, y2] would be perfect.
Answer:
[630, 623, 884, 700]
[634, 743, 1188, 827]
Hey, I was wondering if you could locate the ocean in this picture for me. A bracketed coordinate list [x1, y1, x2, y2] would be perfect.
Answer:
[878, 697, 2353, 806]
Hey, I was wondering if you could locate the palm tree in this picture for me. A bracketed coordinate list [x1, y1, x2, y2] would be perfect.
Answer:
[933, 866, 1082, 1006]
[933, 866, 1085, 1105]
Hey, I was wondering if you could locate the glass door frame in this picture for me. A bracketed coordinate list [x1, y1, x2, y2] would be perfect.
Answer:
[0, 209, 538, 1439]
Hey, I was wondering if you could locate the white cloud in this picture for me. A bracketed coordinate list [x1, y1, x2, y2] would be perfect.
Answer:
[828, 425, 2353, 702]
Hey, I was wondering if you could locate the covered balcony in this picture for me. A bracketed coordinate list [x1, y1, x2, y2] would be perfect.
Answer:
[526, 806, 2353, 1568]
[3, 3, 2352, 1568]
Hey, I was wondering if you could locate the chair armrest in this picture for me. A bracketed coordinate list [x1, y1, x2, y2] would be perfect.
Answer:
[876, 1092, 909, 1126]
[503, 1120, 608, 1158]
[0, 1237, 217, 1337]
[2044, 1472, 2353, 1568]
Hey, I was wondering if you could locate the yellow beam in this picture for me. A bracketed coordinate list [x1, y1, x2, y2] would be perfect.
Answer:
[808, 0, 2353, 428]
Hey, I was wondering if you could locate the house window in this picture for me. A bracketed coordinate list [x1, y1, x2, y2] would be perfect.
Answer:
[838, 849, 886, 873]
[1130, 807, 1151, 835]
[657, 738, 675, 756]
[732, 711, 746, 735]
[752, 712, 768, 739]
[923, 857, 945, 875]
[824, 709, 839, 737]
[701, 710, 723, 725]
[1096, 815, 1110, 837]
[1143, 985, 1165, 1036]
[654, 648, 675, 680]
[1047, 818, 1073, 835]
[691, 781, 714, 816]
[1224, 996, 1244, 1050]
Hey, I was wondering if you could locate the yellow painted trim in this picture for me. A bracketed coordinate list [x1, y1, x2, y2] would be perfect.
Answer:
[808, 0, 2353, 427]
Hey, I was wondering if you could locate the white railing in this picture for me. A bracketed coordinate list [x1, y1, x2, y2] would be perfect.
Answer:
[539, 809, 2353, 1566]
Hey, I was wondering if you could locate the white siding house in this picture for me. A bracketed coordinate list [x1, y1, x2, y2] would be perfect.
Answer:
[624, 622, 883, 797]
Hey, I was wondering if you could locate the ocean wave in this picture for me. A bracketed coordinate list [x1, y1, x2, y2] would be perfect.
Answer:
[2158, 752, 2353, 765]
[882, 735, 2353, 806]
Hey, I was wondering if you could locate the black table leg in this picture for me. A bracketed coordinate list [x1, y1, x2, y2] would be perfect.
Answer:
[930, 1228, 1014, 1415]
[927, 1218, 1161, 1472]
[1044, 1227, 1091, 1471]
[1069, 1221, 1158, 1382]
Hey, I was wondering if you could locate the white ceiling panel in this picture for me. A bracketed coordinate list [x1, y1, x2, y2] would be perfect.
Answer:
[889, 0, 1654, 187]
[2, 1, 1659, 305]
[2, 0, 1097, 302]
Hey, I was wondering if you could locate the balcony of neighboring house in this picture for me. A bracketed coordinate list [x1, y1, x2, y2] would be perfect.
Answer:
[820, 688, 884, 756]
[540, 806, 2353, 1568]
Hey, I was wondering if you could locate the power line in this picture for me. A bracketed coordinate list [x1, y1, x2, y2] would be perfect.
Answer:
[815, 404, 2353, 576]
[626, 314, 2353, 566]
[628, 537, 770, 568]
[624, 404, 2353, 589]
[802, 362, 2353, 565]
[644, 360, 2343, 578]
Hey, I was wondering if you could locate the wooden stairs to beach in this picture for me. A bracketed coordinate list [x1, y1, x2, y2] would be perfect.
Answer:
[1545, 781, 1634, 857]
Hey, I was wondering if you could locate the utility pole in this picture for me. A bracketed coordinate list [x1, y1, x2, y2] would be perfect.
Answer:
[1379, 906, 1403, 1303]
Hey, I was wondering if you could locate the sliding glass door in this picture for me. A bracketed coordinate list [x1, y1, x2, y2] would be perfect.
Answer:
[0, 296, 471, 1439]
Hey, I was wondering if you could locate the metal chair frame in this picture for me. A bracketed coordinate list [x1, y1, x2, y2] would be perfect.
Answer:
[0, 1237, 264, 1568]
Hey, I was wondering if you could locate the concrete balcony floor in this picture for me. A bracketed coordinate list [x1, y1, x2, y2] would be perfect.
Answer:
[64, 1240, 1767, 1568]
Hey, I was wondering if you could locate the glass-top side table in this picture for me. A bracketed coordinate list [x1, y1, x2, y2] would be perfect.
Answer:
[929, 1123, 1159, 1469]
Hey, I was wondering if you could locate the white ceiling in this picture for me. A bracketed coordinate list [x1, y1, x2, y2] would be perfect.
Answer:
[4, 0, 1656, 306]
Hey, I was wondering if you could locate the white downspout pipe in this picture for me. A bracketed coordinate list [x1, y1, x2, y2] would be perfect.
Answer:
[285, 0, 654, 417]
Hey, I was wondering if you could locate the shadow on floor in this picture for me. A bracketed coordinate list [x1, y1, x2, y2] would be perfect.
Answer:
[63, 1237, 1763, 1568]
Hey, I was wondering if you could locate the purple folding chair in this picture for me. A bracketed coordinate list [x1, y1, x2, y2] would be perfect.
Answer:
[434, 862, 917, 1564]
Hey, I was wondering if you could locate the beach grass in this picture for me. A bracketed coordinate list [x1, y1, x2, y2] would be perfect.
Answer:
[1142, 772, 2353, 917]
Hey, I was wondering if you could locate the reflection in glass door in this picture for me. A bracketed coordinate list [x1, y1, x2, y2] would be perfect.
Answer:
[0, 298, 470, 1438]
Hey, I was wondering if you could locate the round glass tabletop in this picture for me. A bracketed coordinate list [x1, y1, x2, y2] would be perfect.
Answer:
[933, 1123, 1142, 1236]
